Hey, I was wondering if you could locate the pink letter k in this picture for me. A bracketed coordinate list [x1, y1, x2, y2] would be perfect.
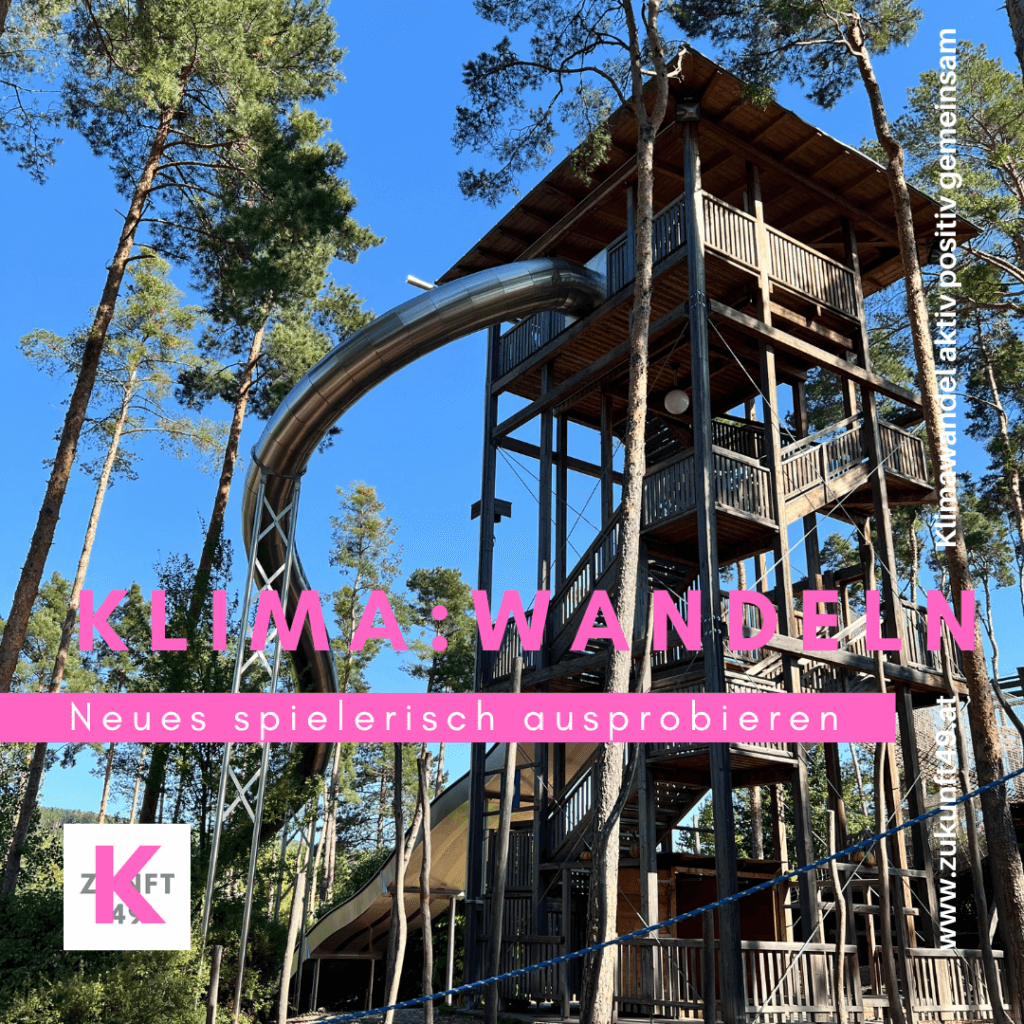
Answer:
[94, 845, 165, 923]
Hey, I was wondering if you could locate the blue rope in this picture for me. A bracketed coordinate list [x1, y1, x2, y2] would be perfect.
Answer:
[310, 759, 1024, 1023]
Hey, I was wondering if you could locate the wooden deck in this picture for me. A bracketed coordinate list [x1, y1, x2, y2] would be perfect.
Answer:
[614, 939, 1010, 1022]
[490, 184, 866, 433]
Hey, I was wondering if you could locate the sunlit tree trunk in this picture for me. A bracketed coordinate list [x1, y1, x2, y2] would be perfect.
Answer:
[0, 107, 176, 694]
[3, 364, 138, 890]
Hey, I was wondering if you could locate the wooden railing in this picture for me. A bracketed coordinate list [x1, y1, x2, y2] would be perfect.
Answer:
[616, 939, 862, 1020]
[642, 447, 774, 530]
[712, 414, 766, 460]
[486, 830, 533, 891]
[607, 235, 632, 293]
[490, 609, 539, 683]
[551, 510, 622, 642]
[617, 940, 1007, 1021]
[704, 193, 759, 269]
[654, 196, 686, 263]
[781, 415, 929, 504]
[495, 188, 861, 376]
[880, 420, 930, 481]
[767, 226, 858, 316]
[495, 309, 567, 377]
[546, 749, 599, 854]
[713, 449, 774, 520]
[869, 947, 1009, 1021]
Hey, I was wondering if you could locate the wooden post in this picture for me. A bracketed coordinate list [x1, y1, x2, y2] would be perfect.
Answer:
[419, 751, 435, 1024]
[600, 392, 615, 527]
[770, 784, 793, 941]
[539, 362, 554, 596]
[556, 412, 569, 590]
[446, 896, 458, 1005]
[485, 657, 521, 1024]
[637, 746, 661, 1012]
[828, 812, 849, 1024]
[468, 322, 502, 993]
[792, 380, 822, 585]
[873, 745, 909, 1024]
[760, 336, 819, 937]
[951, 676, 1014, 1024]
[532, 739, 549, 936]
[683, 121, 743, 1024]
[702, 909, 717, 1023]
[746, 161, 772, 327]
[560, 867, 571, 1018]
[311, 959, 321, 1013]
[207, 944, 223, 1024]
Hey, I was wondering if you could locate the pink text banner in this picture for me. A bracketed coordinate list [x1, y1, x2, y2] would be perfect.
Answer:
[1, 693, 895, 743]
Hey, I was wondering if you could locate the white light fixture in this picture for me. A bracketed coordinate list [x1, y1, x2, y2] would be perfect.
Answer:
[664, 389, 690, 415]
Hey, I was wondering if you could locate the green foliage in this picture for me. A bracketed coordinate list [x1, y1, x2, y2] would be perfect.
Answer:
[403, 566, 476, 695]
[331, 845, 392, 908]
[21, 254, 222, 482]
[245, 282, 375, 424]
[10, 573, 94, 695]
[693, 745, 875, 860]
[454, 0, 680, 204]
[0, 0, 69, 181]
[330, 483, 404, 693]
[62, 0, 343, 202]
[898, 42, 1024, 245]
[669, 0, 922, 110]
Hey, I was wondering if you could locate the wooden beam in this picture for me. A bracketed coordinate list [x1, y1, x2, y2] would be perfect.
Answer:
[707, 299, 922, 409]
[493, 299, 690, 437]
[495, 436, 624, 484]
[702, 119, 900, 247]
[517, 120, 680, 262]
[760, 633, 963, 691]
[768, 302, 853, 350]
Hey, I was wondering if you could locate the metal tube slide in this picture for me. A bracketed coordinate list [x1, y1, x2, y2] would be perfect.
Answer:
[241, 258, 605, 780]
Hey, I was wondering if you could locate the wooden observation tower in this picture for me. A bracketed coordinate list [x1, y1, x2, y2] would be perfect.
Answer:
[439, 48, 1007, 1024]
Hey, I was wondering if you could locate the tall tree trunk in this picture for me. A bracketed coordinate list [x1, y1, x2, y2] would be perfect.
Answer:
[320, 742, 341, 902]
[908, 512, 920, 605]
[2, 367, 137, 891]
[418, 752, 434, 1024]
[129, 745, 147, 823]
[188, 314, 270, 623]
[1, 743, 47, 892]
[580, 7, 669, 1020]
[52, 363, 139, 694]
[278, 816, 313, 1024]
[827, 811, 848, 1024]
[1009, 0, 1024, 80]
[982, 576, 1000, 681]
[874, 744, 907, 1024]
[98, 742, 116, 823]
[433, 741, 446, 799]
[383, 744, 425, 1024]
[980, 342, 1024, 622]
[0, 107, 176, 694]
[750, 785, 764, 859]
[851, 20, 1024, 1005]
[140, 317, 269, 825]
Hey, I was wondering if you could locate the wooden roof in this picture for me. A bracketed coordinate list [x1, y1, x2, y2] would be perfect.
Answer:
[439, 47, 976, 295]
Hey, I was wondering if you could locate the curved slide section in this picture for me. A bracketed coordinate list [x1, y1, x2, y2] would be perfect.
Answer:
[241, 258, 605, 782]
[303, 742, 596, 960]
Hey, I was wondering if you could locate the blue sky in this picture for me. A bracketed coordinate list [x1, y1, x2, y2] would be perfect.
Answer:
[1, 0, 1020, 815]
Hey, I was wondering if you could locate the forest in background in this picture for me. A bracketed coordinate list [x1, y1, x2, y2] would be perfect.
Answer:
[4, 1, 1024, 1022]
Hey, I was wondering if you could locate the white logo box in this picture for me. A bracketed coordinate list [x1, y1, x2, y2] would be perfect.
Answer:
[63, 824, 191, 950]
